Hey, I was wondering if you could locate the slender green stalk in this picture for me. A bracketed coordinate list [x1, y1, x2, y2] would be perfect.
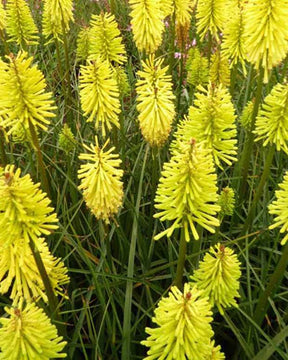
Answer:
[253, 242, 288, 326]
[0, 29, 9, 55]
[242, 145, 275, 234]
[62, 25, 73, 123]
[29, 121, 51, 198]
[121, 145, 149, 359]
[173, 227, 187, 289]
[28, 239, 65, 338]
[238, 67, 265, 203]
[0, 130, 7, 166]
[55, 38, 65, 88]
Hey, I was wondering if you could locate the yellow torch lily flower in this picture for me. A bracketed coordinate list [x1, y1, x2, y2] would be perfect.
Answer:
[6, 0, 38, 46]
[136, 55, 175, 147]
[154, 139, 220, 241]
[269, 171, 288, 245]
[79, 57, 121, 137]
[129, 0, 164, 53]
[244, 0, 288, 83]
[0, 165, 58, 247]
[0, 51, 56, 137]
[141, 283, 214, 360]
[89, 12, 127, 65]
[191, 243, 241, 314]
[42, 0, 74, 41]
[78, 137, 124, 224]
[0, 301, 67, 359]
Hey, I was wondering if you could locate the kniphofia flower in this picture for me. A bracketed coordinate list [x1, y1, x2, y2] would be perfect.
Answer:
[186, 47, 209, 87]
[113, 66, 131, 98]
[218, 187, 235, 217]
[136, 55, 175, 147]
[0, 237, 69, 303]
[0, 301, 66, 359]
[6, 0, 38, 46]
[141, 283, 214, 359]
[42, 0, 74, 41]
[76, 26, 91, 62]
[221, 4, 246, 74]
[174, 0, 194, 27]
[154, 140, 220, 241]
[79, 57, 121, 136]
[0, 165, 58, 247]
[196, 0, 227, 41]
[254, 83, 288, 154]
[172, 84, 237, 168]
[244, 0, 288, 82]
[129, 0, 164, 53]
[269, 171, 288, 245]
[191, 243, 241, 314]
[78, 137, 124, 224]
[58, 123, 76, 154]
[209, 51, 231, 87]
[0, 52, 56, 137]
[89, 12, 127, 65]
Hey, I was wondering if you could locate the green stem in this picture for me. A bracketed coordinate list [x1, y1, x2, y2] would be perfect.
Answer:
[29, 121, 51, 198]
[238, 67, 265, 203]
[62, 27, 73, 124]
[253, 242, 288, 326]
[0, 29, 9, 55]
[0, 130, 7, 166]
[242, 145, 275, 234]
[121, 145, 149, 359]
[173, 228, 187, 289]
[29, 239, 59, 320]
[55, 38, 64, 88]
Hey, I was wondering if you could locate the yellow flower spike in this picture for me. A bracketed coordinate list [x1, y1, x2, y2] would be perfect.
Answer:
[209, 51, 231, 87]
[113, 66, 131, 98]
[76, 26, 91, 62]
[42, 0, 74, 41]
[79, 57, 121, 137]
[78, 137, 124, 224]
[186, 47, 209, 87]
[0, 165, 58, 247]
[244, 0, 288, 83]
[174, 0, 194, 27]
[0, 2, 6, 31]
[89, 12, 127, 65]
[254, 83, 288, 154]
[196, 0, 228, 41]
[0, 301, 67, 359]
[191, 243, 241, 314]
[136, 55, 175, 147]
[269, 171, 288, 245]
[141, 283, 214, 360]
[58, 123, 76, 154]
[129, 0, 164, 53]
[6, 0, 38, 46]
[0, 237, 69, 303]
[221, 4, 246, 74]
[0, 51, 56, 137]
[154, 139, 220, 242]
[159, 0, 173, 18]
[218, 186, 235, 217]
[172, 83, 237, 168]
